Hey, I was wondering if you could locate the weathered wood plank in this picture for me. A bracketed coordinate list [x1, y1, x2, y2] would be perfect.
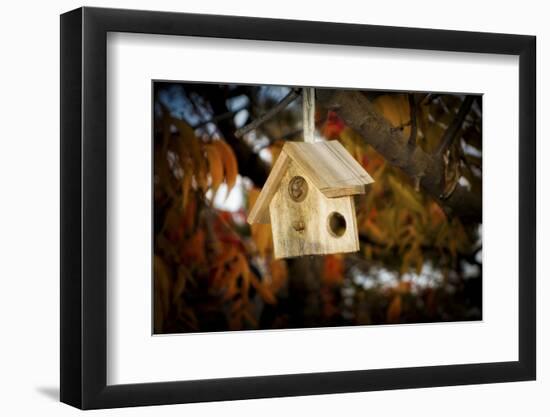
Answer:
[283, 141, 373, 198]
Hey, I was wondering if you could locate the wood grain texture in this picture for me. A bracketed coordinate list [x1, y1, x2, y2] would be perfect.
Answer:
[270, 162, 360, 258]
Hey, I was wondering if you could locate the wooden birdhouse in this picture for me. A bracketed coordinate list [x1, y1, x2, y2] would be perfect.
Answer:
[247, 140, 374, 259]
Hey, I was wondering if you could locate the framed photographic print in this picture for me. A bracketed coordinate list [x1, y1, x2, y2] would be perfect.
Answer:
[60, 6, 536, 409]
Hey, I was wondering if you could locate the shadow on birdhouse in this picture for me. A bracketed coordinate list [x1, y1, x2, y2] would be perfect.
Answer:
[248, 140, 374, 259]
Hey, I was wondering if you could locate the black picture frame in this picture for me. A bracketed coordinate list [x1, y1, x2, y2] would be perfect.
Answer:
[60, 6, 536, 410]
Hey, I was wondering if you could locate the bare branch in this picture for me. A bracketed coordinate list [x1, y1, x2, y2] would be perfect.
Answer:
[189, 85, 271, 187]
[192, 105, 249, 129]
[235, 88, 301, 138]
[436, 95, 475, 155]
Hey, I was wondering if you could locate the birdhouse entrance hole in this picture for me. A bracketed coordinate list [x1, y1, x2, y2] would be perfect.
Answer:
[327, 212, 347, 237]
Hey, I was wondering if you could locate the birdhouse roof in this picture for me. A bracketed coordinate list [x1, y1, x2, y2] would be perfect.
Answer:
[248, 140, 374, 224]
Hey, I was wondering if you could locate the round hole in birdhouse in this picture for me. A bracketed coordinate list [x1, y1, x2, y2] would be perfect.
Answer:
[288, 176, 308, 202]
[327, 212, 346, 237]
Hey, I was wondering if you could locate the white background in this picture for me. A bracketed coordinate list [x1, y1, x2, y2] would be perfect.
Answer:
[0, 0, 546, 416]
[108, 33, 518, 384]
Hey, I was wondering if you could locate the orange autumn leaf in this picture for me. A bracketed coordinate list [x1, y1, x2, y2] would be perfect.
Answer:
[363, 219, 386, 243]
[323, 255, 344, 285]
[235, 252, 250, 293]
[164, 204, 184, 243]
[396, 280, 412, 294]
[322, 111, 345, 139]
[387, 294, 402, 323]
[214, 140, 238, 193]
[222, 252, 250, 300]
[216, 244, 238, 266]
[180, 229, 206, 265]
[182, 196, 196, 234]
[373, 94, 411, 138]
[429, 201, 447, 226]
[173, 118, 208, 191]
[250, 273, 277, 305]
[251, 223, 272, 257]
[181, 173, 192, 210]
[205, 143, 224, 193]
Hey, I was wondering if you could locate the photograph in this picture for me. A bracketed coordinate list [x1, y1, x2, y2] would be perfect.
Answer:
[153, 82, 483, 334]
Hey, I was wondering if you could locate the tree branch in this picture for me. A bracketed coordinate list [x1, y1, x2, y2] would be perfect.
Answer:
[190, 85, 270, 187]
[192, 105, 248, 129]
[316, 89, 481, 222]
[436, 95, 475, 155]
[235, 88, 300, 138]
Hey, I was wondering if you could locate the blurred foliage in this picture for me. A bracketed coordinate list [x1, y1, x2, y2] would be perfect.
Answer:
[153, 83, 482, 333]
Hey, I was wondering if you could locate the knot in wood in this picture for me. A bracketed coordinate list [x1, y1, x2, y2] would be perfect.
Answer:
[292, 220, 306, 233]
